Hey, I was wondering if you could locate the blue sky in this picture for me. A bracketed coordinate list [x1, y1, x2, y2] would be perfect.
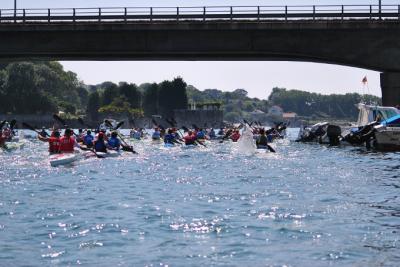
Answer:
[1, 0, 394, 98]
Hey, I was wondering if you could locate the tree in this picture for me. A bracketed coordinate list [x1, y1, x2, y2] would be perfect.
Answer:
[101, 83, 118, 106]
[119, 82, 142, 109]
[87, 91, 101, 120]
[158, 77, 188, 117]
[142, 83, 159, 116]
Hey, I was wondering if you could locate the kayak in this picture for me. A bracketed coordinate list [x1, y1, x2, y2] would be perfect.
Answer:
[49, 153, 78, 167]
[182, 144, 197, 150]
[152, 138, 162, 144]
[96, 150, 121, 158]
[3, 141, 25, 151]
[164, 143, 175, 148]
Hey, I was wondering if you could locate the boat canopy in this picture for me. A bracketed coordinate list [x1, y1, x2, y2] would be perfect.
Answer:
[356, 103, 400, 126]
[381, 114, 400, 126]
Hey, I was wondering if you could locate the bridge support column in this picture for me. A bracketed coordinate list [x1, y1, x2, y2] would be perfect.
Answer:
[381, 72, 400, 106]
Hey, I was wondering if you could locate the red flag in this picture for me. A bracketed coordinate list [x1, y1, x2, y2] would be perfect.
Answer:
[362, 76, 368, 84]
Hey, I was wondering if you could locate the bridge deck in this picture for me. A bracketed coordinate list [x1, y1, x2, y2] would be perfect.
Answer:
[0, 5, 399, 24]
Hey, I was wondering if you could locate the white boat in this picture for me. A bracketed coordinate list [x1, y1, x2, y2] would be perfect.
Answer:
[49, 153, 79, 167]
[355, 103, 400, 127]
[372, 115, 400, 151]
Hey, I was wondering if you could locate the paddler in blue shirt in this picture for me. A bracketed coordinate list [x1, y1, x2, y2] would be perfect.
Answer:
[108, 131, 121, 150]
[83, 130, 94, 148]
[164, 129, 178, 145]
[152, 127, 161, 140]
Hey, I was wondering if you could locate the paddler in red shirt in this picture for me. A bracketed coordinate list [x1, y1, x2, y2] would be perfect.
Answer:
[59, 129, 80, 153]
[38, 129, 61, 154]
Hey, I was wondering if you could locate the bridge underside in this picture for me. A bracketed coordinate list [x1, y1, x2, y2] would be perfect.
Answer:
[1, 20, 400, 105]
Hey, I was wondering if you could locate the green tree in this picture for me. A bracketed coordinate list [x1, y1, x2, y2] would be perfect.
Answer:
[87, 91, 101, 120]
[119, 82, 142, 109]
[158, 77, 188, 117]
[142, 83, 159, 116]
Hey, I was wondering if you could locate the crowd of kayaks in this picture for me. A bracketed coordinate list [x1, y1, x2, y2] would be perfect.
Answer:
[296, 103, 400, 151]
[0, 116, 288, 167]
[0, 115, 287, 167]
[2, 103, 399, 168]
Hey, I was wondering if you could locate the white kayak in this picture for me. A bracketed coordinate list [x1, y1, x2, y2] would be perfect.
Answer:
[49, 153, 79, 167]
[3, 141, 25, 151]
[96, 150, 121, 158]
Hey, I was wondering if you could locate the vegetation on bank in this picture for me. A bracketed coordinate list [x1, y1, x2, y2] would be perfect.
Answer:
[0, 61, 381, 122]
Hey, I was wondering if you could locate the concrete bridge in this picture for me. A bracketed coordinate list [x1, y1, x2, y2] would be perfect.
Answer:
[1, 5, 400, 105]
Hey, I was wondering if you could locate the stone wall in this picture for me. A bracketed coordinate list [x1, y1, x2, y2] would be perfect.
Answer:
[2, 112, 223, 129]
[173, 110, 223, 128]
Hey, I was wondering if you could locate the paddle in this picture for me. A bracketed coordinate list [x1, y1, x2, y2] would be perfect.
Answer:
[219, 129, 233, 143]
[104, 120, 137, 154]
[9, 119, 17, 130]
[78, 117, 93, 129]
[22, 122, 49, 137]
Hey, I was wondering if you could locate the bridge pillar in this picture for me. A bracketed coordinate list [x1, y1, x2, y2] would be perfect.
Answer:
[381, 72, 400, 106]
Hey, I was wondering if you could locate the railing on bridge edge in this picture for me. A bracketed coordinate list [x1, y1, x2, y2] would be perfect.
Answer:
[0, 5, 400, 24]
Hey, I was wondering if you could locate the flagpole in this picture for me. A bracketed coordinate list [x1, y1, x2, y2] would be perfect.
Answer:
[14, 0, 17, 18]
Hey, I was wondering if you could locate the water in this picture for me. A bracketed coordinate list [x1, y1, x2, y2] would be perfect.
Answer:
[0, 129, 399, 266]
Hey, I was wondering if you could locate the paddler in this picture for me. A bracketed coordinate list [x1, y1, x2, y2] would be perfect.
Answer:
[39, 127, 48, 138]
[152, 127, 161, 140]
[38, 129, 61, 154]
[59, 128, 80, 153]
[184, 130, 197, 145]
[230, 129, 241, 142]
[83, 130, 94, 148]
[196, 128, 206, 140]
[76, 129, 84, 143]
[108, 131, 121, 150]
[164, 129, 178, 145]
[256, 129, 269, 148]
[93, 132, 107, 153]
[2, 126, 12, 142]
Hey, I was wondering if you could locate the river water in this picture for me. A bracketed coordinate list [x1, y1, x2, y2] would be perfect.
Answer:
[0, 129, 399, 266]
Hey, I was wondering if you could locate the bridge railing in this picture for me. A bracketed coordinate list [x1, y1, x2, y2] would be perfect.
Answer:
[0, 5, 399, 24]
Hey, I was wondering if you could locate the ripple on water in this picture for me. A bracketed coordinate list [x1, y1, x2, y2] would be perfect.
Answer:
[0, 129, 400, 266]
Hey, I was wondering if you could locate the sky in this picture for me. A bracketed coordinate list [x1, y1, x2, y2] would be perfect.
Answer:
[1, 0, 395, 99]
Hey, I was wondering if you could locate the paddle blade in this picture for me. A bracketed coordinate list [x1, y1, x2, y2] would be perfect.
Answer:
[22, 122, 36, 131]
[114, 121, 124, 130]
[104, 119, 113, 128]
[9, 119, 17, 129]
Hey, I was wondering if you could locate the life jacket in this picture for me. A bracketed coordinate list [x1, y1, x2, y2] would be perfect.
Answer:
[108, 137, 121, 149]
[164, 134, 175, 144]
[133, 131, 141, 139]
[59, 136, 75, 153]
[152, 131, 161, 140]
[94, 139, 107, 152]
[48, 137, 61, 154]
[184, 134, 196, 145]
[196, 131, 205, 139]
[231, 132, 241, 142]
[83, 134, 94, 146]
